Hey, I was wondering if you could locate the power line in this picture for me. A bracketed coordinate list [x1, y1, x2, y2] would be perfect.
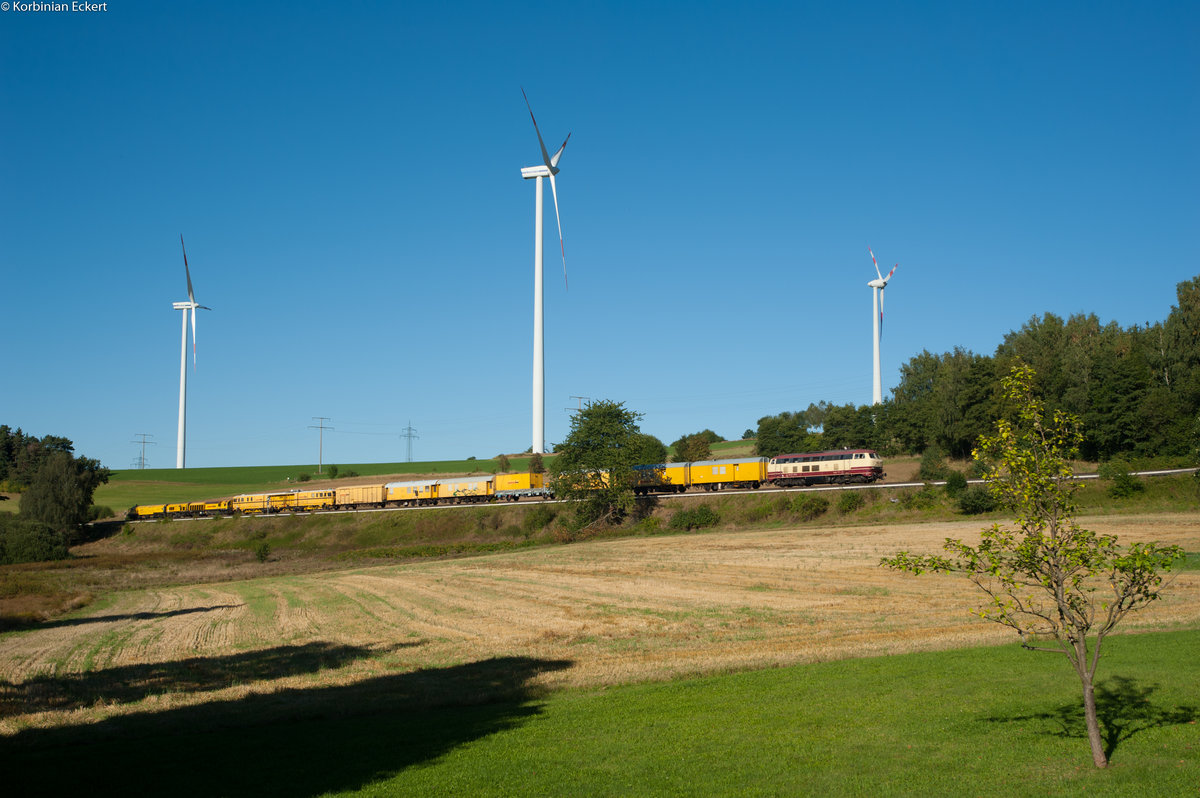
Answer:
[308, 417, 333, 474]
[400, 421, 419, 463]
[131, 433, 156, 470]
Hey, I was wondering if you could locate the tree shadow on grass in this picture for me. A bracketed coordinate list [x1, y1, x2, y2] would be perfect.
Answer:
[2, 654, 574, 797]
[23, 602, 244, 631]
[0, 639, 409, 717]
[984, 675, 1197, 759]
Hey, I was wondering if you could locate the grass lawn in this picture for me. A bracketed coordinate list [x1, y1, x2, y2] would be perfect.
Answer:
[4, 629, 1195, 796]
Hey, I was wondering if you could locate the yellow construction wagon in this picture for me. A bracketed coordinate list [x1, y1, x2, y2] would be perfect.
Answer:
[495, 472, 551, 501]
[634, 463, 689, 494]
[294, 489, 335, 511]
[231, 491, 297, 514]
[129, 504, 166, 520]
[385, 479, 437, 506]
[335, 484, 386, 509]
[436, 476, 495, 503]
[689, 457, 767, 490]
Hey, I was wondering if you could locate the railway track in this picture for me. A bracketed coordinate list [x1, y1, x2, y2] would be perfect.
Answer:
[128, 468, 1198, 522]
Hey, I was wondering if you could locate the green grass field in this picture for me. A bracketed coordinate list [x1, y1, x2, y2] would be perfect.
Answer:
[96, 443, 765, 512]
[3, 629, 1195, 796]
[95, 456, 553, 511]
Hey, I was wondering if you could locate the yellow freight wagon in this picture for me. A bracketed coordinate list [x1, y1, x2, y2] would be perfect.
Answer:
[495, 472, 551, 501]
[335, 484, 386, 509]
[166, 502, 191, 516]
[436, 476, 495, 503]
[634, 463, 689, 494]
[689, 459, 734, 490]
[496, 473, 536, 492]
[385, 479, 437, 506]
[204, 500, 232, 515]
[690, 457, 767, 490]
[130, 504, 166, 519]
[732, 457, 767, 487]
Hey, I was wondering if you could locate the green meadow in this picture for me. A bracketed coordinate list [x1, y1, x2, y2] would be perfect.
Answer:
[95, 456, 550, 511]
[4, 630, 1195, 797]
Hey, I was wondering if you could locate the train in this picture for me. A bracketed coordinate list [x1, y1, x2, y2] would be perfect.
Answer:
[128, 472, 554, 520]
[634, 449, 884, 494]
[127, 449, 885, 520]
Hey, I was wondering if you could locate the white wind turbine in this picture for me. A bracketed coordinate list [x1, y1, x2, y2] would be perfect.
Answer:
[173, 236, 211, 468]
[867, 247, 898, 405]
[519, 88, 571, 455]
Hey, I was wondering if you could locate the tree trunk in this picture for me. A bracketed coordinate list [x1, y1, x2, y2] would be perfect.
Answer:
[1081, 676, 1108, 768]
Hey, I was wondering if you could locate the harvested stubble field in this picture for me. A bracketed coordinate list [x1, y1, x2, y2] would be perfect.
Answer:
[1, 512, 1198, 738]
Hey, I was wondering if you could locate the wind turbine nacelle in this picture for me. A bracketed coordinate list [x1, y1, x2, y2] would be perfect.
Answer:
[173, 301, 193, 310]
[867, 279, 886, 289]
[521, 164, 554, 179]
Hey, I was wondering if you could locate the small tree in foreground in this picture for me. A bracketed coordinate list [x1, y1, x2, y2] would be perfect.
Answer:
[882, 364, 1183, 768]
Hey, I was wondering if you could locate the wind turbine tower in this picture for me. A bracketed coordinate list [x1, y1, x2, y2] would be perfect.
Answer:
[519, 88, 570, 455]
[867, 247, 898, 406]
[173, 236, 211, 468]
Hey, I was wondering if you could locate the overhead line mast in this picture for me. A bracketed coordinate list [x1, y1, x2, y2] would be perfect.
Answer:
[309, 417, 333, 474]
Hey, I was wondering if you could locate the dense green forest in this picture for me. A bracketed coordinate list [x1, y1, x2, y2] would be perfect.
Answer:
[756, 275, 1200, 462]
[0, 426, 82, 491]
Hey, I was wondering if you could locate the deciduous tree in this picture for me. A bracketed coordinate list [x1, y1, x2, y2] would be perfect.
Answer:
[19, 451, 110, 537]
[552, 400, 647, 528]
[882, 364, 1183, 768]
[754, 412, 822, 458]
[671, 433, 711, 463]
[629, 433, 668, 466]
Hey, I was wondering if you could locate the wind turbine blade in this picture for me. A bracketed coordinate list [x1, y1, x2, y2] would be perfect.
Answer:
[191, 307, 198, 368]
[521, 87, 554, 169]
[549, 132, 571, 169]
[548, 171, 567, 290]
[181, 235, 196, 303]
[883, 264, 898, 285]
[867, 246, 883, 281]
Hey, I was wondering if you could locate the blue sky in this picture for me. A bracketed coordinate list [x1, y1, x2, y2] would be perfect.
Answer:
[1, 1, 1196, 469]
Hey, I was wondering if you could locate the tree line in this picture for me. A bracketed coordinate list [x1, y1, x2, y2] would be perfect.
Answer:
[0, 427, 110, 565]
[755, 274, 1200, 462]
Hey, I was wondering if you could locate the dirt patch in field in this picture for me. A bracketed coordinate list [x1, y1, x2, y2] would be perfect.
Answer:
[1, 512, 1197, 735]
